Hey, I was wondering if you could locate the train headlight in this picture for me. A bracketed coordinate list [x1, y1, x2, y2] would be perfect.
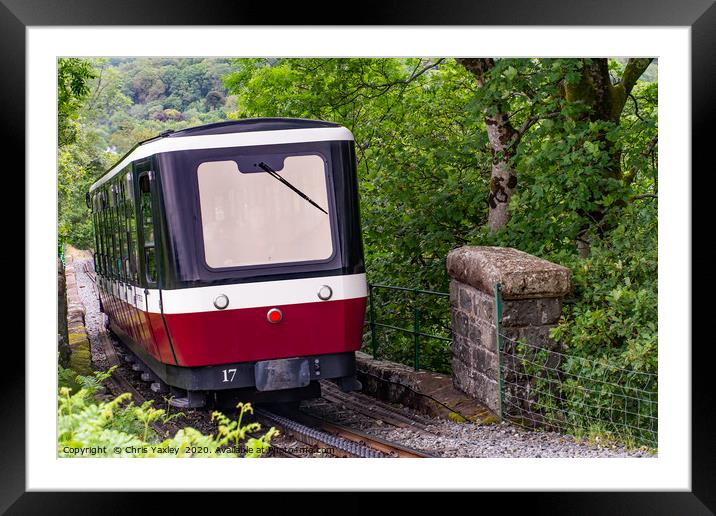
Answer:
[317, 285, 333, 301]
[213, 294, 230, 310]
[267, 308, 283, 323]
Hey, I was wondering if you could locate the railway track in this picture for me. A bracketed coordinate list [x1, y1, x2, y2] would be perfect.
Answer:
[318, 381, 436, 432]
[80, 259, 433, 459]
[255, 406, 433, 458]
[98, 328, 434, 458]
[100, 332, 431, 458]
[98, 330, 433, 458]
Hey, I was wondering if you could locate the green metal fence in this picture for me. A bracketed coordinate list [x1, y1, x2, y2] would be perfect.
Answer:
[364, 283, 451, 372]
[493, 283, 658, 448]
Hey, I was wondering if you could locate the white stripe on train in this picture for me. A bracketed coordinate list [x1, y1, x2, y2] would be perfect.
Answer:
[90, 126, 354, 192]
[99, 273, 367, 315]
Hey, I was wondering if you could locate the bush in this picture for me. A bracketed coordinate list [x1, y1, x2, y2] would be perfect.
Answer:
[551, 201, 657, 375]
[58, 368, 278, 457]
[511, 201, 658, 446]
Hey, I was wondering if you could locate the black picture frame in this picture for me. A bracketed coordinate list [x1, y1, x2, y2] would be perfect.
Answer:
[7, 0, 714, 513]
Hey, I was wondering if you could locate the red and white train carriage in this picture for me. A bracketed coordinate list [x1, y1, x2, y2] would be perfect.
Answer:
[89, 119, 367, 407]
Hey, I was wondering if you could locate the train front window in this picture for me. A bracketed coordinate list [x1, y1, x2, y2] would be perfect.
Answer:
[197, 154, 333, 269]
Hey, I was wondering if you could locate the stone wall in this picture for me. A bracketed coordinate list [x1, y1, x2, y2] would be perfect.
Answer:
[356, 351, 496, 422]
[58, 257, 70, 368]
[63, 247, 93, 375]
[447, 246, 570, 419]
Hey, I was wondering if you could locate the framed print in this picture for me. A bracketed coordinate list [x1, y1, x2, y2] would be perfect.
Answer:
[6, 0, 715, 512]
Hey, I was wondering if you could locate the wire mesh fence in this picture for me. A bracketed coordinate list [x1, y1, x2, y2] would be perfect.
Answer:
[362, 284, 452, 373]
[497, 324, 658, 448]
[360, 280, 658, 448]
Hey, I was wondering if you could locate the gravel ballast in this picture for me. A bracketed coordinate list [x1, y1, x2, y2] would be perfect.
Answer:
[301, 396, 655, 458]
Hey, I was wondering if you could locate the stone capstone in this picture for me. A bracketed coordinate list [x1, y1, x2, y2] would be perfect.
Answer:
[447, 246, 571, 300]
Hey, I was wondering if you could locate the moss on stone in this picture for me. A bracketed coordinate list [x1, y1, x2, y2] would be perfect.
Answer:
[68, 340, 92, 376]
[448, 411, 467, 423]
[478, 413, 500, 425]
[68, 332, 88, 344]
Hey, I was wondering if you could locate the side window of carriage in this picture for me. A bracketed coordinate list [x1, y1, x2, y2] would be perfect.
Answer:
[117, 174, 130, 281]
[100, 190, 110, 277]
[97, 191, 106, 275]
[138, 171, 157, 285]
[110, 183, 121, 279]
[106, 187, 115, 279]
[92, 193, 101, 274]
[125, 171, 139, 283]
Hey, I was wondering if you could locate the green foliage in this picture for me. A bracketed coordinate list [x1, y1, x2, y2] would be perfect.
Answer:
[75, 365, 115, 392]
[57, 58, 233, 248]
[58, 363, 83, 393]
[57, 121, 111, 248]
[58, 58, 96, 147]
[364, 287, 452, 373]
[100, 58, 231, 154]
[58, 368, 277, 458]
[470, 58, 653, 255]
[552, 201, 658, 372]
[210, 402, 277, 457]
[224, 58, 488, 292]
[503, 200, 658, 446]
[57, 58, 658, 446]
[224, 57, 657, 381]
[472, 60, 657, 443]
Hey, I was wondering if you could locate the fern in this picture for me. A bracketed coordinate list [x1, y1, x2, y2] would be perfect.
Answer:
[58, 369, 276, 457]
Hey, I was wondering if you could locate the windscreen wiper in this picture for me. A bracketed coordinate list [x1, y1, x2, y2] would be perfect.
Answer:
[257, 161, 328, 215]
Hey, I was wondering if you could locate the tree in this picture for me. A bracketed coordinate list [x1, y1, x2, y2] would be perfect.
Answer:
[55, 57, 657, 376]
[456, 59, 524, 232]
[126, 67, 166, 104]
[457, 57, 653, 253]
[82, 59, 131, 127]
[561, 58, 653, 255]
[205, 90, 225, 110]
[57, 58, 96, 147]
[223, 58, 487, 290]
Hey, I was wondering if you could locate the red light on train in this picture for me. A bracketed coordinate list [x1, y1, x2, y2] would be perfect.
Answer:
[267, 308, 283, 323]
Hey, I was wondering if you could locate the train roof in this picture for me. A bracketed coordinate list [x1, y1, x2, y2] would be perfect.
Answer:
[90, 118, 352, 192]
[163, 118, 342, 137]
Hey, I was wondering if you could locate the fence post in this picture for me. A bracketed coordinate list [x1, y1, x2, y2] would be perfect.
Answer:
[368, 284, 378, 359]
[494, 283, 504, 419]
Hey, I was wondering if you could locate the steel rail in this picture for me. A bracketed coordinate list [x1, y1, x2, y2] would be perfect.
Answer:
[318, 381, 435, 432]
[255, 408, 387, 458]
[291, 409, 433, 458]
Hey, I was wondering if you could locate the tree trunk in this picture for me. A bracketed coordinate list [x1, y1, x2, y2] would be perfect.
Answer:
[457, 58, 520, 233]
[485, 113, 519, 232]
